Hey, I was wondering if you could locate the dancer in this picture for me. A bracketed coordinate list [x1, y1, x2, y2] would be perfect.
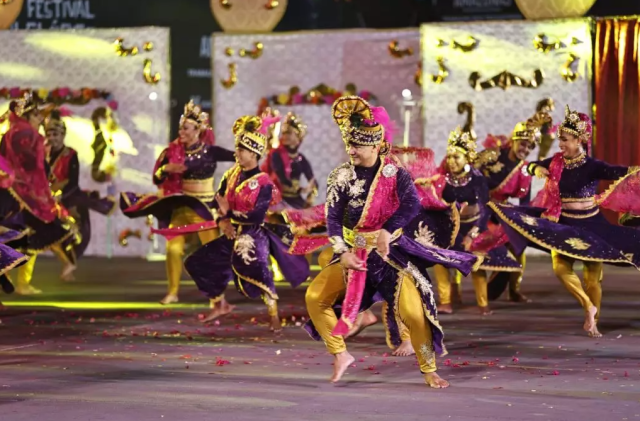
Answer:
[44, 110, 116, 280]
[414, 127, 522, 315]
[479, 113, 549, 302]
[182, 115, 310, 331]
[0, 156, 28, 300]
[120, 100, 236, 304]
[262, 112, 317, 209]
[489, 105, 640, 337]
[300, 96, 477, 387]
[0, 92, 75, 295]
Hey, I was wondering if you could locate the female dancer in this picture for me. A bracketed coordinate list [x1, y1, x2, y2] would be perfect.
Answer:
[417, 127, 522, 315]
[120, 100, 235, 304]
[0, 92, 75, 294]
[490, 105, 640, 337]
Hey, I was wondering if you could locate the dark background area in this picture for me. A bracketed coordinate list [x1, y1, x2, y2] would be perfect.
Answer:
[9, 0, 640, 139]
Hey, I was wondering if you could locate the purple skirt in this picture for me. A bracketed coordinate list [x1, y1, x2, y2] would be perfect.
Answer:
[404, 207, 459, 249]
[455, 221, 522, 272]
[0, 229, 28, 281]
[184, 222, 310, 302]
[490, 203, 640, 268]
[120, 192, 214, 229]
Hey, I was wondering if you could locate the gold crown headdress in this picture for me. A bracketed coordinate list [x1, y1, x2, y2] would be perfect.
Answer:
[447, 126, 478, 162]
[233, 115, 267, 157]
[14, 91, 40, 117]
[281, 112, 308, 139]
[332, 95, 384, 146]
[511, 109, 551, 144]
[556, 105, 591, 142]
[45, 109, 66, 134]
[179, 100, 209, 130]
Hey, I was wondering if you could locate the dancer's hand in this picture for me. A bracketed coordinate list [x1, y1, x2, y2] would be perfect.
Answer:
[340, 252, 366, 271]
[462, 235, 473, 251]
[216, 194, 229, 215]
[534, 166, 549, 179]
[377, 229, 391, 261]
[219, 219, 236, 239]
[164, 163, 186, 173]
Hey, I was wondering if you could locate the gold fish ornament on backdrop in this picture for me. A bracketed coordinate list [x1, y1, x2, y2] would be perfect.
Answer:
[210, 0, 288, 32]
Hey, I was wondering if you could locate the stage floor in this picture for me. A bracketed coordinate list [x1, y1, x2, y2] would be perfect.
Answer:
[1, 257, 640, 421]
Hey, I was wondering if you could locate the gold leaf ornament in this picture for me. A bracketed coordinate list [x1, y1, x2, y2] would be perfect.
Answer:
[565, 237, 590, 250]
[114, 38, 139, 57]
[451, 36, 478, 53]
[469, 70, 544, 91]
[142, 59, 161, 84]
[430, 57, 448, 84]
[221, 63, 238, 89]
[239, 42, 264, 59]
[388, 40, 414, 58]
[561, 53, 580, 82]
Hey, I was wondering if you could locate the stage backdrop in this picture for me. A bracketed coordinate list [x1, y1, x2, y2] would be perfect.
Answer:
[421, 18, 593, 160]
[211, 29, 422, 201]
[421, 19, 593, 256]
[0, 27, 171, 257]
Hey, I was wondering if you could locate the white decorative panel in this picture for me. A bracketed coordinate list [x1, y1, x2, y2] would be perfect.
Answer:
[421, 19, 592, 163]
[212, 29, 422, 201]
[0, 28, 171, 256]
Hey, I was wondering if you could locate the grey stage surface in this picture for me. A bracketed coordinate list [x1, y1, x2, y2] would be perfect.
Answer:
[1, 257, 640, 420]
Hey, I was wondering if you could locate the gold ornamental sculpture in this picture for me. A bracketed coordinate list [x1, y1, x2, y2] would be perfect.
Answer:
[515, 0, 596, 20]
[211, 0, 288, 33]
[0, 0, 24, 29]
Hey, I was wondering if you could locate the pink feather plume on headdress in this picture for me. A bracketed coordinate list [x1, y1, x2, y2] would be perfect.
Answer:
[257, 115, 281, 136]
[369, 106, 398, 143]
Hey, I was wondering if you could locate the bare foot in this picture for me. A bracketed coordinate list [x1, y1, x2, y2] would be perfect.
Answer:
[15, 285, 42, 295]
[60, 264, 77, 282]
[346, 310, 378, 338]
[392, 340, 415, 357]
[509, 291, 532, 303]
[437, 303, 453, 314]
[202, 301, 236, 323]
[588, 325, 603, 338]
[478, 306, 493, 316]
[331, 351, 355, 383]
[424, 372, 450, 389]
[269, 315, 282, 333]
[583, 306, 597, 333]
[159, 293, 179, 305]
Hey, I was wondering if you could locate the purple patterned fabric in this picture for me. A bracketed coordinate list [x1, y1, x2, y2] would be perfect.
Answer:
[492, 203, 640, 268]
[121, 141, 235, 228]
[528, 156, 628, 199]
[185, 167, 310, 302]
[307, 158, 478, 357]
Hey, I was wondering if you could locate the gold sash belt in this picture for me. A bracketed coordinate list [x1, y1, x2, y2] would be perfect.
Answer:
[342, 227, 403, 252]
